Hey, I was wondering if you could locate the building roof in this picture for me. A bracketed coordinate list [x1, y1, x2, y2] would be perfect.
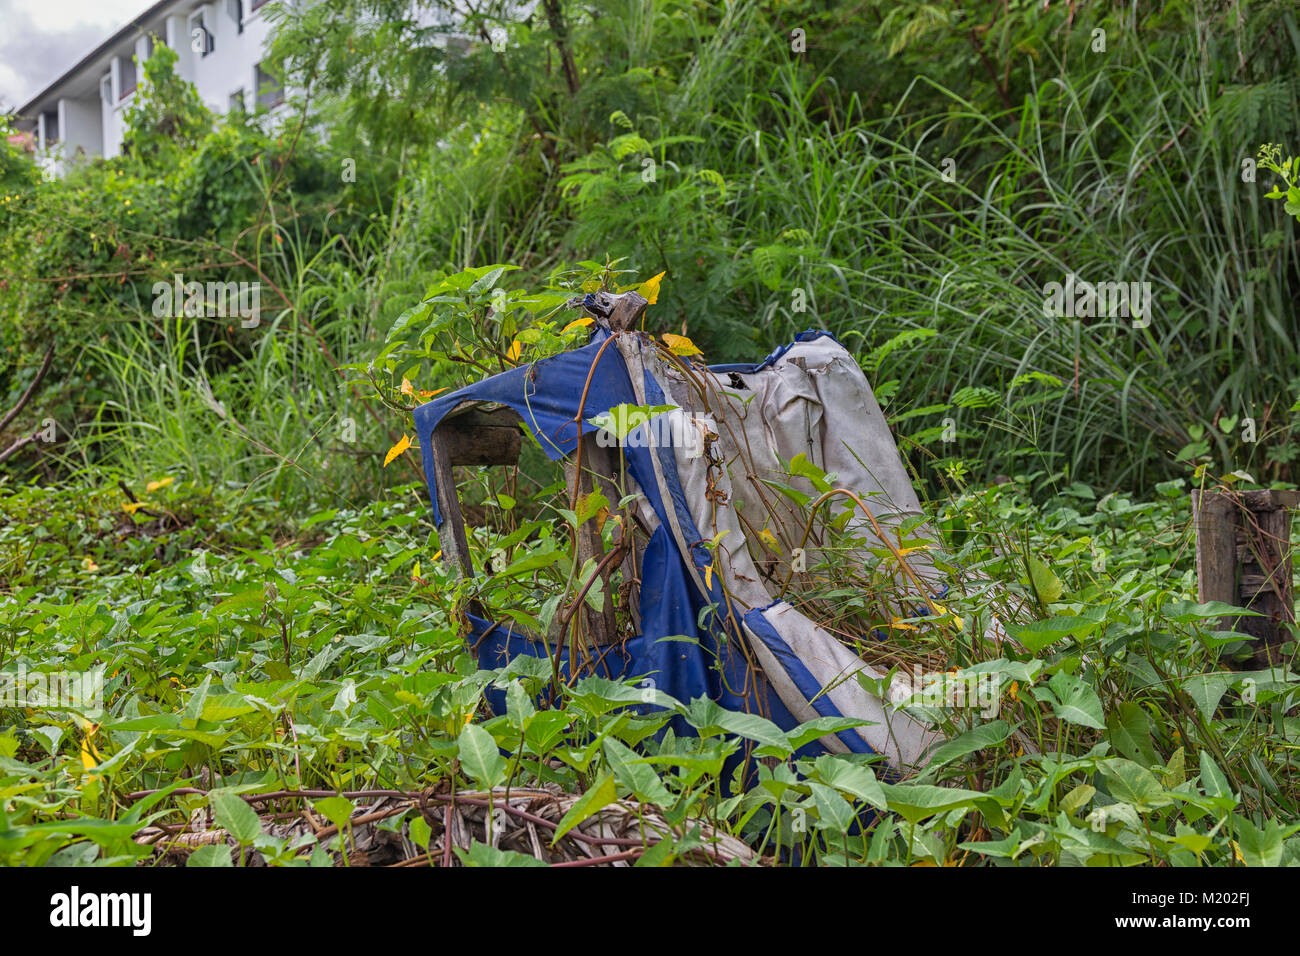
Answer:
[11, 0, 178, 120]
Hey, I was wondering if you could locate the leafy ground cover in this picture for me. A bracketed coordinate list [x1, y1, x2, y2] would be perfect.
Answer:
[3, 468, 1296, 866]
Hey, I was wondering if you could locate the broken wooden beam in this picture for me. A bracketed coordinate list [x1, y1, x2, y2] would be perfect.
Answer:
[437, 407, 522, 466]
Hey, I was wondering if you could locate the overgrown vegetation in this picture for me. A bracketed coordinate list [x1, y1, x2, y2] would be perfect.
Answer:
[1, 0, 1298, 866]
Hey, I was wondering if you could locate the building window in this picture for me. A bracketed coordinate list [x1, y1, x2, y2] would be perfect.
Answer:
[255, 62, 284, 109]
[229, 89, 245, 113]
[119, 57, 137, 99]
[189, 12, 215, 56]
[250, 0, 270, 10]
[100, 74, 113, 104]
[228, 0, 244, 33]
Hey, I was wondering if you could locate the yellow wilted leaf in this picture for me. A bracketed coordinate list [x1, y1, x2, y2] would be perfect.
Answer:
[890, 617, 918, 631]
[80, 723, 101, 776]
[419, 387, 449, 399]
[638, 270, 666, 305]
[411, 560, 421, 580]
[400, 377, 414, 397]
[662, 333, 702, 357]
[81, 557, 100, 572]
[505, 339, 522, 363]
[757, 527, 779, 550]
[563, 317, 594, 333]
[704, 563, 714, 590]
[146, 476, 174, 493]
[122, 502, 146, 514]
[383, 434, 412, 468]
[895, 544, 934, 557]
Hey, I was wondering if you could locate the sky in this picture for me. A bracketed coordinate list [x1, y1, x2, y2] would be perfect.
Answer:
[0, 0, 150, 110]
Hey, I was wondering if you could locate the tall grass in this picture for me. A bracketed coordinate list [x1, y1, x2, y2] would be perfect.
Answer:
[61, 0, 1300, 502]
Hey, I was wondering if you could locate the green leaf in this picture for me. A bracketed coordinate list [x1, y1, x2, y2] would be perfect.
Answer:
[1044, 671, 1105, 729]
[1233, 815, 1284, 867]
[1025, 556, 1063, 604]
[409, 814, 432, 850]
[455, 842, 548, 867]
[187, 843, 234, 867]
[1098, 758, 1173, 810]
[552, 774, 617, 843]
[458, 723, 507, 789]
[603, 737, 673, 806]
[1107, 702, 1159, 767]
[209, 790, 262, 845]
[808, 782, 857, 832]
[1199, 752, 1235, 802]
[1011, 616, 1099, 654]
[879, 783, 985, 824]
[312, 796, 355, 831]
[1060, 784, 1096, 816]
[810, 755, 887, 810]
[1182, 672, 1234, 721]
[925, 720, 1012, 768]
[681, 697, 790, 750]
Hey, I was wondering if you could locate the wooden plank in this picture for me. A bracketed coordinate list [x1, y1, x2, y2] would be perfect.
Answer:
[439, 408, 521, 466]
[429, 428, 475, 580]
[1192, 489, 1296, 667]
[564, 439, 620, 649]
[1191, 490, 1237, 607]
[1237, 494, 1294, 667]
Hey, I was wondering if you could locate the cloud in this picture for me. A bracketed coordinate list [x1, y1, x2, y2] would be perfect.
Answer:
[0, 0, 149, 111]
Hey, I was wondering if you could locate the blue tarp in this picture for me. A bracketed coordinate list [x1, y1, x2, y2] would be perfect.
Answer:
[412, 328, 853, 760]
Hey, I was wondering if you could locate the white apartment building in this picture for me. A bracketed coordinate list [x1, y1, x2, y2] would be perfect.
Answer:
[12, 0, 282, 174]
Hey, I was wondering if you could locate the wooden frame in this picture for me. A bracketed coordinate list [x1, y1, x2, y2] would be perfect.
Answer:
[1192, 489, 1298, 666]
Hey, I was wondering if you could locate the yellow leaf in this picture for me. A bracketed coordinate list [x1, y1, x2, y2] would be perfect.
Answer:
[411, 560, 421, 580]
[704, 563, 714, 590]
[80, 723, 101, 776]
[145, 477, 174, 493]
[563, 317, 594, 333]
[400, 377, 414, 397]
[81, 557, 100, 572]
[419, 387, 449, 399]
[662, 333, 702, 357]
[895, 544, 934, 557]
[889, 616, 917, 631]
[505, 339, 522, 363]
[638, 270, 667, 305]
[122, 502, 145, 514]
[383, 434, 412, 468]
[757, 527, 778, 550]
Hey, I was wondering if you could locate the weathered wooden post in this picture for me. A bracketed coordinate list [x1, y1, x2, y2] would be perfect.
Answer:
[1191, 488, 1298, 666]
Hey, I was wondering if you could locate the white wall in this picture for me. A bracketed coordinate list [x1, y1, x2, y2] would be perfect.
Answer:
[185, 1, 275, 118]
[59, 98, 103, 162]
[71, 1, 279, 161]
